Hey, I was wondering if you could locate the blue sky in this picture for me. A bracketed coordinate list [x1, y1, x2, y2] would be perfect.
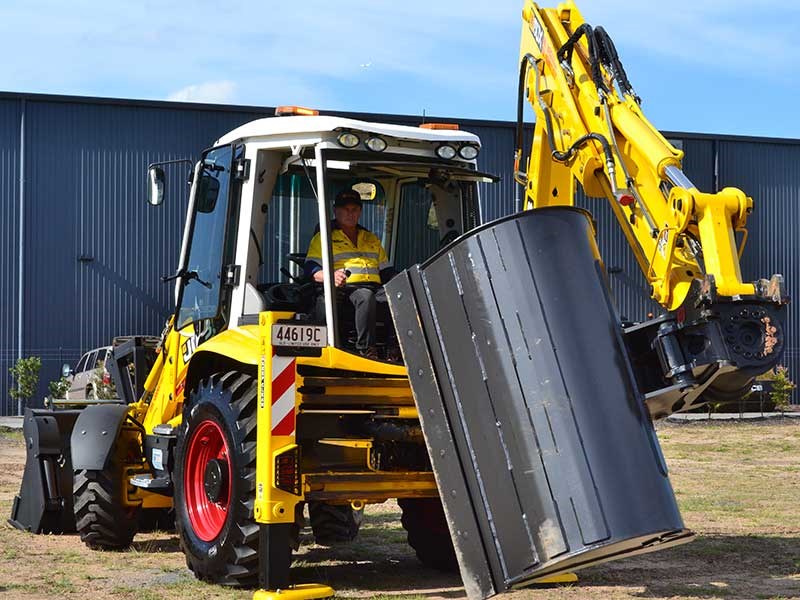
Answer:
[1, 1, 798, 139]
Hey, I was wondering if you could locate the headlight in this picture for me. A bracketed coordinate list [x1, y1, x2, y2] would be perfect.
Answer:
[337, 132, 360, 148]
[365, 136, 387, 152]
[458, 144, 479, 160]
[435, 144, 457, 160]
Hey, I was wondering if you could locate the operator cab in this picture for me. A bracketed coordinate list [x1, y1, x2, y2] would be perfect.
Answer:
[150, 109, 497, 358]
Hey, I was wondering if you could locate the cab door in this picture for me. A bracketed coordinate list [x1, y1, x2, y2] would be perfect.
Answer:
[175, 144, 242, 333]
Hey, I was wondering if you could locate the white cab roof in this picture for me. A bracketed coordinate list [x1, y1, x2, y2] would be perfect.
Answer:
[215, 115, 481, 147]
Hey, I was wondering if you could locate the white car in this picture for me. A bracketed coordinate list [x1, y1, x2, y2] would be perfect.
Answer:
[63, 346, 113, 400]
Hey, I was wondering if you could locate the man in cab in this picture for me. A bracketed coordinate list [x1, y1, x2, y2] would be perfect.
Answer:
[305, 189, 401, 362]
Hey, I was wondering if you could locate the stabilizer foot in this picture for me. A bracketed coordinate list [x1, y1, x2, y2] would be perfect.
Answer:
[533, 572, 578, 584]
[253, 583, 335, 600]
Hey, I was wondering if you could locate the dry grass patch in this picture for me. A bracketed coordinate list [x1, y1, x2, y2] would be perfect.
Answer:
[0, 420, 798, 599]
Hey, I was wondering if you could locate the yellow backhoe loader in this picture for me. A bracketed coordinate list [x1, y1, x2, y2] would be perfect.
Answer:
[9, 2, 786, 600]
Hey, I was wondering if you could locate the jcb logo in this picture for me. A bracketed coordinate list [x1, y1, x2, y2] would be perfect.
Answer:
[181, 320, 214, 363]
[182, 336, 199, 363]
[531, 16, 544, 51]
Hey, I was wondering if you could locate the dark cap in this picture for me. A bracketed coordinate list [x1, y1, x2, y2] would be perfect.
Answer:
[334, 189, 362, 207]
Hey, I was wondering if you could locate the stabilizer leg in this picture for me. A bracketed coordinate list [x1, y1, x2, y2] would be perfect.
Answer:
[252, 524, 334, 600]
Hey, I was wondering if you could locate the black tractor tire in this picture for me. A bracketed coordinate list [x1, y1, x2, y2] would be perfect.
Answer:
[73, 466, 139, 550]
[174, 371, 291, 587]
[398, 497, 458, 572]
[308, 502, 364, 545]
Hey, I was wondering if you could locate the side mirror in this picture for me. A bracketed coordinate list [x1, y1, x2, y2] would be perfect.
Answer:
[61, 363, 73, 378]
[147, 166, 165, 206]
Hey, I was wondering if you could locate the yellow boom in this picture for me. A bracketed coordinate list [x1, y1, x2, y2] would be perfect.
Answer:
[516, 1, 769, 310]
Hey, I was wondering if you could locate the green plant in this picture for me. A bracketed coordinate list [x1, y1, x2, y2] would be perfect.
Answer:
[768, 365, 795, 415]
[706, 401, 723, 419]
[48, 375, 70, 400]
[9, 356, 41, 408]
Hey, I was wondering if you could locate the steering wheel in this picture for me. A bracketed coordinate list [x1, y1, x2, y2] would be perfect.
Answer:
[287, 253, 307, 269]
[265, 282, 318, 307]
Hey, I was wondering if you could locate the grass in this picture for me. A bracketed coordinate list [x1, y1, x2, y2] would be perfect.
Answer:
[0, 425, 22, 442]
[49, 574, 77, 594]
[340, 596, 430, 600]
[0, 420, 798, 599]
[660, 421, 800, 534]
[111, 587, 164, 600]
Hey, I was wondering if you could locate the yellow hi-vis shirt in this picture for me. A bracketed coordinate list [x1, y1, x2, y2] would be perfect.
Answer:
[306, 227, 390, 284]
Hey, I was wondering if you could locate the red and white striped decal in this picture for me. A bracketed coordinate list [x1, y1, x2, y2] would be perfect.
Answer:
[271, 354, 296, 436]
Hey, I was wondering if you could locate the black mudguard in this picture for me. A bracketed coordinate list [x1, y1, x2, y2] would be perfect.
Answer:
[387, 208, 693, 599]
[8, 408, 81, 533]
[70, 404, 131, 471]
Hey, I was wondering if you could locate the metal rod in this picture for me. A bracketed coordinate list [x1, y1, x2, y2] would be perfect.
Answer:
[514, 54, 537, 207]
[314, 145, 337, 347]
[289, 176, 299, 278]
[601, 100, 658, 232]
[712, 139, 719, 193]
[17, 99, 25, 416]
[50, 398, 124, 406]
[176, 161, 201, 306]
[664, 165, 696, 190]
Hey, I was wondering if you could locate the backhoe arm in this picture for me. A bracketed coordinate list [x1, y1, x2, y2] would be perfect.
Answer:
[515, 1, 786, 416]
[516, 0, 778, 310]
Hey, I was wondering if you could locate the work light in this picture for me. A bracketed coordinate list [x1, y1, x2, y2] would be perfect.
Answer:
[365, 136, 388, 152]
[458, 144, 480, 160]
[337, 132, 360, 148]
[435, 144, 457, 160]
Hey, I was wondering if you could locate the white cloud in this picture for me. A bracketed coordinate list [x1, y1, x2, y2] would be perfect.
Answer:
[167, 81, 237, 104]
[0, 1, 797, 133]
[575, 0, 799, 74]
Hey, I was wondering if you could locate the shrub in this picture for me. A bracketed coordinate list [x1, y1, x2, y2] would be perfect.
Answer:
[768, 365, 795, 415]
[48, 376, 71, 400]
[9, 356, 42, 408]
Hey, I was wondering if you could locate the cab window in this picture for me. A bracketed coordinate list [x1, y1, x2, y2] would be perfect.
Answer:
[259, 173, 387, 284]
[177, 145, 236, 328]
[393, 181, 439, 271]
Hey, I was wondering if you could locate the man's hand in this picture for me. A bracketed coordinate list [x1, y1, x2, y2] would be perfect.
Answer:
[313, 268, 349, 287]
[333, 269, 348, 287]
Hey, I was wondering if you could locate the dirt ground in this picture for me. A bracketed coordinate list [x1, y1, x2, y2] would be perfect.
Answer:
[1, 420, 799, 600]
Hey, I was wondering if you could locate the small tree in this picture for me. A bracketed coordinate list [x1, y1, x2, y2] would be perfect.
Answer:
[9, 356, 42, 414]
[48, 376, 71, 400]
[769, 365, 795, 416]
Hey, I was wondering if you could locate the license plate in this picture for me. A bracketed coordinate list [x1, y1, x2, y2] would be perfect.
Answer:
[271, 324, 327, 348]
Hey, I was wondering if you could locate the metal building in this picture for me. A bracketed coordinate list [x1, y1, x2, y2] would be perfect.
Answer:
[1, 91, 798, 414]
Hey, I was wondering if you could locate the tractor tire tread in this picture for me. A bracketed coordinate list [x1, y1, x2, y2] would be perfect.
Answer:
[73, 467, 138, 551]
[175, 372, 263, 587]
[308, 502, 363, 545]
[399, 498, 458, 572]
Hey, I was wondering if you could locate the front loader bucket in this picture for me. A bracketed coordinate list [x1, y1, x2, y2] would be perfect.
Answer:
[8, 408, 81, 534]
[386, 208, 693, 599]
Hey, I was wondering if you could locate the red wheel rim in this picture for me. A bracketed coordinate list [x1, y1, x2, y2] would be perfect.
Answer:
[184, 419, 232, 542]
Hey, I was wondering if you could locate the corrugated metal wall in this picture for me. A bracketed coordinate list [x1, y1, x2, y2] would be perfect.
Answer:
[1, 92, 798, 413]
[717, 139, 800, 375]
[7, 95, 269, 412]
[0, 100, 20, 416]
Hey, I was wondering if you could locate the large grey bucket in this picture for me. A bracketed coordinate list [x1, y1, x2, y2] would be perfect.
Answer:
[386, 207, 692, 599]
